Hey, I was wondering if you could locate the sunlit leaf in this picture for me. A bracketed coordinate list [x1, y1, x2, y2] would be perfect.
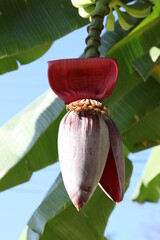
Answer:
[149, 46, 160, 62]
[132, 146, 160, 203]
[0, 90, 64, 191]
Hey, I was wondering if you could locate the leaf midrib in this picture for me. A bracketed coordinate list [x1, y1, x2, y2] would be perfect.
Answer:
[0, 41, 53, 60]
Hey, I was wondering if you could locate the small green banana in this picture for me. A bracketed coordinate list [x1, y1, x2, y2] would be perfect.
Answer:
[117, 1, 152, 18]
[71, 0, 95, 8]
[105, 8, 115, 31]
[115, 6, 134, 31]
[78, 5, 95, 18]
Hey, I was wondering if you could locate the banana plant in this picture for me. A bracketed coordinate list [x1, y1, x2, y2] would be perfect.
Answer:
[0, 0, 160, 239]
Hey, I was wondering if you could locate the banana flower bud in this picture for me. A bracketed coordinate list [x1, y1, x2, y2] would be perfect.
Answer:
[48, 58, 125, 211]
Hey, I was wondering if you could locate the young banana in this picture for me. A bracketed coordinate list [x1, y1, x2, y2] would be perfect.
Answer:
[71, 0, 95, 8]
[106, 8, 115, 31]
[115, 6, 134, 31]
[117, 1, 152, 18]
[78, 4, 96, 18]
[71, 0, 152, 30]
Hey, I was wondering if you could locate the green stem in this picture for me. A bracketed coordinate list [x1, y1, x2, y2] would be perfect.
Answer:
[84, 0, 110, 58]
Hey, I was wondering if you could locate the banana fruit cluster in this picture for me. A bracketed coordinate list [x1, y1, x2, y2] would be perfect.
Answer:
[106, 0, 152, 31]
[71, 0, 96, 18]
[71, 0, 152, 31]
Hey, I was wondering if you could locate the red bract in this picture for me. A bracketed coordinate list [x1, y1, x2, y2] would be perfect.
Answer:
[48, 58, 125, 211]
[99, 118, 125, 202]
[48, 58, 119, 104]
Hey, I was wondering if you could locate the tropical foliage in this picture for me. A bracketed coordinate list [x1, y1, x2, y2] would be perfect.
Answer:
[0, 0, 160, 239]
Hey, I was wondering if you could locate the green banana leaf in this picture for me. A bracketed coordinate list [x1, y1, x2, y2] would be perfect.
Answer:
[100, 18, 141, 56]
[0, 2, 160, 191]
[20, 156, 132, 240]
[132, 146, 160, 203]
[103, 2, 160, 104]
[109, 75, 160, 152]
[132, 43, 160, 81]
[0, 90, 65, 191]
[21, 176, 114, 240]
[101, 2, 160, 152]
[0, 0, 87, 74]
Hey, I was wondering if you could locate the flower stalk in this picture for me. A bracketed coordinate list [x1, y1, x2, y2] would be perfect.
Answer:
[84, 0, 110, 58]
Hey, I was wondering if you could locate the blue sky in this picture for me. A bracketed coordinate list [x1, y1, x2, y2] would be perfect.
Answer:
[0, 25, 160, 240]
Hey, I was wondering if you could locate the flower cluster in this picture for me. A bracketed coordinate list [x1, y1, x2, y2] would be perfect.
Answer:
[48, 58, 125, 211]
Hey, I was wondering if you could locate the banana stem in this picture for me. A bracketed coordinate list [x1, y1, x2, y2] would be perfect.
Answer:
[84, 0, 110, 58]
